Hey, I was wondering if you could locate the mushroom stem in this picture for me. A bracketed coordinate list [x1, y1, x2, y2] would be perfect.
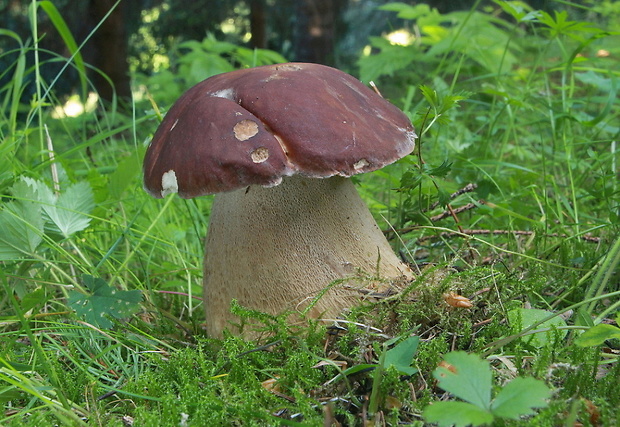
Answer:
[203, 175, 413, 337]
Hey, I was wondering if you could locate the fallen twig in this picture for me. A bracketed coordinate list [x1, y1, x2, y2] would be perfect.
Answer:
[414, 229, 601, 244]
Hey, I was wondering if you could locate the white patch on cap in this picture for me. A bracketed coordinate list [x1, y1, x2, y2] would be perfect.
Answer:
[404, 129, 418, 152]
[161, 170, 178, 197]
[275, 64, 303, 72]
[251, 147, 269, 163]
[353, 159, 370, 170]
[234, 120, 259, 141]
[210, 88, 235, 100]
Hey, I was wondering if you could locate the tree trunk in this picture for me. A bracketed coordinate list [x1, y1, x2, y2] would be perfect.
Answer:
[249, 0, 267, 49]
[294, 0, 347, 65]
[88, 0, 131, 105]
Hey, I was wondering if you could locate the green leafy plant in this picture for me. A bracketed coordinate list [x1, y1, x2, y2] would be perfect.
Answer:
[368, 334, 420, 417]
[329, 335, 420, 382]
[323, 334, 419, 419]
[507, 308, 568, 347]
[138, 33, 287, 106]
[423, 351, 552, 427]
[0, 177, 94, 260]
[68, 274, 142, 329]
[575, 313, 620, 347]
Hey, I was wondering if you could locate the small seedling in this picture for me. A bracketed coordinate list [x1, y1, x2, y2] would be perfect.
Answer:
[575, 313, 620, 347]
[423, 351, 552, 427]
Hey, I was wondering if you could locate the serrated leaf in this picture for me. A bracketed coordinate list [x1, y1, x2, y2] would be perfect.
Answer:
[426, 160, 452, 177]
[68, 275, 141, 328]
[433, 352, 492, 409]
[508, 308, 567, 347]
[384, 336, 419, 376]
[437, 187, 451, 208]
[42, 181, 94, 238]
[491, 377, 551, 418]
[574, 324, 620, 347]
[399, 169, 423, 190]
[423, 401, 494, 427]
[420, 84, 440, 107]
[0, 197, 43, 260]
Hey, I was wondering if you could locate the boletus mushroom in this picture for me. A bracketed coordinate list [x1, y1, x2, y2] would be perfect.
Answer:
[143, 63, 416, 337]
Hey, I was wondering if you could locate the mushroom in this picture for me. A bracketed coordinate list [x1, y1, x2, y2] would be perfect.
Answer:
[143, 63, 417, 337]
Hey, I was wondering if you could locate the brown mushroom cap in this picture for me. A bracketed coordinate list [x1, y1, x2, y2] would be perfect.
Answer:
[143, 62, 416, 198]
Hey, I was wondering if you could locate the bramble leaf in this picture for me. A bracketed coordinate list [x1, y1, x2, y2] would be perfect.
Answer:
[433, 351, 491, 409]
[423, 401, 494, 427]
[68, 274, 141, 329]
[0, 179, 44, 260]
[426, 351, 552, 426]
[42, 181, 94, 238]
[490, 377, 552, 419]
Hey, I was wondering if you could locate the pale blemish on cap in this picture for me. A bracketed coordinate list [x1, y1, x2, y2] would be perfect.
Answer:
[161, 170, 178, 197]
[265, 64, 304, 82]
[353, 159, 370, 170]
[170, 119, 179, 131]
[276, 64, 303, 71]
[251, 147, 269, 163]
[210, 88, 234, 100]
[234, 120, 259, 141]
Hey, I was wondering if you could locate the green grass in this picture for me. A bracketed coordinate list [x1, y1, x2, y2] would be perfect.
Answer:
[1, 1, 619, 425]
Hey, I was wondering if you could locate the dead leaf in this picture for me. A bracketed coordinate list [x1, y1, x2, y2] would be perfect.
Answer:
[443, 292, 473, 308]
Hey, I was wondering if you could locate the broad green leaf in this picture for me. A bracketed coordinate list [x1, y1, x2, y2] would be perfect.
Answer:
[68, 275, 141, 329]
[0, 205, 43, 259]
[490, 377, 552, 419]
[357, 37, 416, 82]
[433, 351, 491, 409]
[574, 324, 620, 347]
[384, 336, 419, 376]
[0, 195, 43, 260]
[494, 1, 537, 23]
[0, 387, 22, 404]
[19, 288, 49, 313]
[508, 308, 567, 347]
[42, 181, 94, 238]
[423, 401, 494, 427]
[379, 2, 432, 20]
[109, 155, 142, 199]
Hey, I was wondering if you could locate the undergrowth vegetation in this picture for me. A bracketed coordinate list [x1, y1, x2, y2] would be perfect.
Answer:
[1, 1, 619, 425]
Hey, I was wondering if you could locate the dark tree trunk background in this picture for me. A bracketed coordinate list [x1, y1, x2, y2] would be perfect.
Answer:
[87, 0, 131, 105]
[294, 0, 347, 65]
[0, 0, 561, 105]
[249, 0, 267, 49]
